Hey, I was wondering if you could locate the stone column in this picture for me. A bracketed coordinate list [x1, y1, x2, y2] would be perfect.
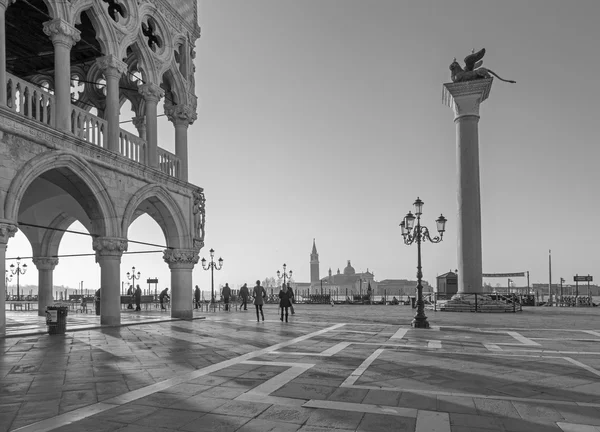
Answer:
[165, 104, 196, 181]
[138, 83, 164, 169]
[443, 78, 493, 294]
[163, 249, 198, 320]
[93, 237, 127, 326]
[43, 19, 81, 132]
[0, 0, 15, 106]
[0, 222, 17, 336]
[32, 257, 58, 317]
[96, 55, 127, 153]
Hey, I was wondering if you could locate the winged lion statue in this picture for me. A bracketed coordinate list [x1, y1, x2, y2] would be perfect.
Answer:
[450, 49, 516, 84]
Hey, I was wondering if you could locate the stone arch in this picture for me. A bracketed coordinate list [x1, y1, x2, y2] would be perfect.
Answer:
[4, 151, 119, 238]
[162, 65, 188, 107]
[36, 212, 78, 258]
[122, 184, 190, 249]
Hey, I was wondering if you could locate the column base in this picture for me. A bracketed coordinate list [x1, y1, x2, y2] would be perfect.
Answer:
[100, 316, 121, 326]
[411, 316, 430, 329]
[171, 309, 193, 320]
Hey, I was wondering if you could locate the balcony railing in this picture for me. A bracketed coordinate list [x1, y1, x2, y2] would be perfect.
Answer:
[4, 73, 179, 179]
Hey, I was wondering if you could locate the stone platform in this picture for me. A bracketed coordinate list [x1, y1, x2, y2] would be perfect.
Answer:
[434, 294, 518, 313]
[2, 304, 600, 431]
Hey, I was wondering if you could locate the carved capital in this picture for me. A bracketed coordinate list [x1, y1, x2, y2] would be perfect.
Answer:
[0, 222, 18, 244]
[163, 248, 199, 269]
[95, 55, 128, 77]
[164, 104, 197, 126]
[32, 257, 59, 271]
[442, 79, 493, 120]
[0, 0, 16, 11]
[43, 19, 81, 49]
[132, 115, 146, 130]
[93, 237, 127, 261]
[138, 83, 164, 103]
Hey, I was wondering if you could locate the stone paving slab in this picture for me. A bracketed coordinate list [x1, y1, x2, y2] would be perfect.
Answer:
[1, 304, 600, 431]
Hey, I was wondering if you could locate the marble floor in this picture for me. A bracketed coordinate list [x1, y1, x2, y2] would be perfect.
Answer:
[1, 305, 600, 431]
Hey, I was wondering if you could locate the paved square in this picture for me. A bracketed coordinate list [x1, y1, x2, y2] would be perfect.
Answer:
[1, 305, 600, 431]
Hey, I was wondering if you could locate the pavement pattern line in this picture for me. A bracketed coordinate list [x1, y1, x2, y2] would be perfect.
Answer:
[12, 322, 345, 432]
[506, 330, 541, 346]
[340, 348, 385, 387]
[268, 341, 352, 357]
[564, 357, 600, 378]
[390, 327, 409, 340]
[303, 399, 418, 418]
[415, 410, 451, 432]
[582, 330, 600, 338]
[427, 340, 442, 349]
[558, 422, 600, 432]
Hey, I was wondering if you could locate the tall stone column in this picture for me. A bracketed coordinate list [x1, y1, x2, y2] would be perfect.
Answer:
[0, 222, 17, 337]
[443, 78, 493, 294]
[0, 0, 15, 106]
[32, 257, 58, 317]
[43, 19, 81, 132]
[165, 104, 196, 181]
[96, 55, 127, 153]
[93, 237, 127, 326]
[164, 249, 198, 320]
[138, 83, 164, 169]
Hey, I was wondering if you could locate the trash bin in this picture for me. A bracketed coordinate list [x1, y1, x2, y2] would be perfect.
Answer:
[46, 306, 68, 335]
[411, 297, 416, 309]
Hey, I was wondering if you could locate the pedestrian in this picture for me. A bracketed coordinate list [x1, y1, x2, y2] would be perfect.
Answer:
[287, 283, 296, 315]
[134, 285, 142, 311]
[279, 283, 292, 322]
[222, 283, 231, 311]
[94, 288, 101, 315]
[239, 283, 249, 311]
[159, 287, 170, 310]
[253, 280, 266, 322]
[194, 285, 201, 309]
[127, 284, 134, 309]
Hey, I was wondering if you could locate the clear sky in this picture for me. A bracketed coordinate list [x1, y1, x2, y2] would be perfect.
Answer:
[6, 0, 600, 295]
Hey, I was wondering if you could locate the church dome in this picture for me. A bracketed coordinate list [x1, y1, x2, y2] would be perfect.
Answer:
[343, 260, 355, 275]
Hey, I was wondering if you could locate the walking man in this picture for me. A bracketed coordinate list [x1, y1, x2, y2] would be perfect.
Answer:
[222, 283, 232, 311]
[194, 285, 201, 309]
[159, 287, 170, 310]
[127, 284, 134, 309]
[253, 280, 266, 322]
[287, 283, 296, 315]
[279, 284, 292, 322]
[239, 283, 249, 311]
[134, 285, 142, 311]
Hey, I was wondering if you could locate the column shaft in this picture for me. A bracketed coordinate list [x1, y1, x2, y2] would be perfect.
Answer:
[174, 122, 189, 181]
[33, 258, 58, 317]
[170, 266, 193, 319]
[105, 71, 120, 152]
[0, 5, 7, 106]
[146, 99, 158, 167]
[98, 256, 121, 325]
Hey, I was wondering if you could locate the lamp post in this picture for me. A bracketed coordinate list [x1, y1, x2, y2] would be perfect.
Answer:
[9, 257, 28, 301]
[560, 277, 565, 305]
[277, 264, 293, 289]
[126, 266, 141, 291]
[201, 248, 223, 304]
[400, 197, 447, 329]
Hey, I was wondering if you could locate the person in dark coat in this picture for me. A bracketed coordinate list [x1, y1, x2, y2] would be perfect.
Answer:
[159, 288, 170, 310]
[127, 284, 134, 309]
[94, 288, 101, 315]
[222, 283, 231, 311]
[287, 284, 295, 315]
[252, 280, 266, 322]
[134, 285, 142, 311]
[194, 285, 201, 309]
[279, 283, 292, 323]
[239, 283, 249, 310]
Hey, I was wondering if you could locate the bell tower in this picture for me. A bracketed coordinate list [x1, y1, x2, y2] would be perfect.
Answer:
[310, 239, 320, 284]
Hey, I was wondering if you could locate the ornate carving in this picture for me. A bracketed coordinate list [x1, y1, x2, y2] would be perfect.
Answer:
[95, 55, 128, 77]
[43, 19, 81, 49]
[443, 79, 493, 119]
[192, 189, 205, 245]
[93, 237, 127, 260]
[163, 248, 199, 268]
[449, 49, 516, 84]
[0, 222, 18, 244]
[164, 104, 197, 126]
[138, 83, 164, 103]
[32, 257, 59, 271]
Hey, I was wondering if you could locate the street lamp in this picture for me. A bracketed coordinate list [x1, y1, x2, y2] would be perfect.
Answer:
[400, 197, 447, 329]
[9, 257, 27, 301]
[201, 248, 223, 304]
[126, 266, 141, 290]
[277, 264, 293, 289]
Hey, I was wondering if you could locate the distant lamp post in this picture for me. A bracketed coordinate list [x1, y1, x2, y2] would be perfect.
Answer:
[126, 266, 141, 290]
[201, 248, 223, 303]
[277, 264, 293, 288]
[508, 278, 513, 294]
[9, 257, 27, 301]
[560, 277, 565, 304]
[400, 197, 447, 329]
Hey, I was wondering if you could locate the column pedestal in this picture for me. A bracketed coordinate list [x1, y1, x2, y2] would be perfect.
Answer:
[32, 257, 59, 317]
[443, 78, 492, 295]
[164, 249, 198, 320]
[93, 237, 127, 326]
[0, 222, 17, 337]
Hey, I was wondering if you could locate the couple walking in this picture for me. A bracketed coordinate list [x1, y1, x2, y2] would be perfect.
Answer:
[244, 281, 295, 323]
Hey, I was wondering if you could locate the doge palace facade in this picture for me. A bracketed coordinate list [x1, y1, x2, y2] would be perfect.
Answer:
[0, 0, 204, 335]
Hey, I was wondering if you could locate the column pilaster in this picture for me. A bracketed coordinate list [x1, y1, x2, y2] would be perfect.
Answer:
[163, 248, 198, 320]
[443, 78, 492, 294]
[138, 83, 164, 169]
[165, 104, 196, 181]
[0, 222, 17, 337]
[0, 0, 15, 106]
[32, 257, 58, 317]
[93, 237, 127, 326]
[43, 19, 81, 131]
[96, 55, 127, 153]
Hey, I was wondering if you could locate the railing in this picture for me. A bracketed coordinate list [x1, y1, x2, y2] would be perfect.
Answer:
[158, 147, 180, 177]
[119, 130, 146, 164]
[71, 105, 106, 147]
[6, 73, 54, 127]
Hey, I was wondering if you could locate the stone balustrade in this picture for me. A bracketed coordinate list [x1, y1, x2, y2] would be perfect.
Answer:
[6, 73, 54, 126]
